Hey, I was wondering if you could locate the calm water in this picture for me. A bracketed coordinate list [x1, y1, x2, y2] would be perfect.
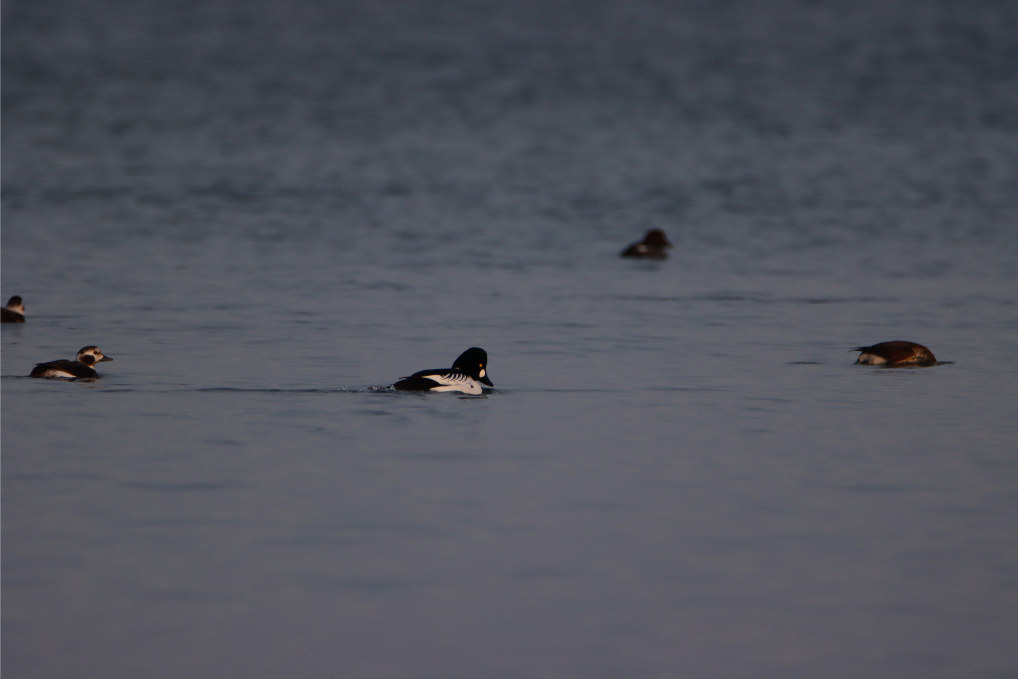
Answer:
[3, 1, 1018, 677]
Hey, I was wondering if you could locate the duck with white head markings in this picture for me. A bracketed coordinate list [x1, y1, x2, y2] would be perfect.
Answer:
[30, 346, 113, 379]
[620, 229, 673, 259]
[1, 296, 25, 323]
[392, 347, 493, 395]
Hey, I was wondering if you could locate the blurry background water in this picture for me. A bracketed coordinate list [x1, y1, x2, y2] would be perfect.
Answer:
[3, 0, 1018, 677]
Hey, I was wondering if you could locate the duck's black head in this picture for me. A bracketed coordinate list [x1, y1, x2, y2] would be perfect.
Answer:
[642, 229, 673, 248]
[452, 347, 493, 387]
[6, 296, 24, 313]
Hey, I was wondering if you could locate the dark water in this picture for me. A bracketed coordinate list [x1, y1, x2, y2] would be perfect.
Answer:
[3, 1, 1018, 677]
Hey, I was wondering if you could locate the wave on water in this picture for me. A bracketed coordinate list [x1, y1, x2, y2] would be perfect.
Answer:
[194, 387, 358, 394]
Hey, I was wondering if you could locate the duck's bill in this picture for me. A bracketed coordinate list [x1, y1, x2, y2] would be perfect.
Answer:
[480, 375, 494, 387]
[99, 356, 113, 362]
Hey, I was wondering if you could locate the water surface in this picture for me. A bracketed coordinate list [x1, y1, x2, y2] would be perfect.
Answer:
[3, 1, 1018, 677]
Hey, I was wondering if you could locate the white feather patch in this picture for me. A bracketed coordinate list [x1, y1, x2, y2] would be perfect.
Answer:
[41, 368, 78, 378]
[428, 372, 482, 395]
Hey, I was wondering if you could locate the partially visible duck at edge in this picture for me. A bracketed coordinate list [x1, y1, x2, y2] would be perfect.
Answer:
[1, 296, 25, 323]
[30, 346, 113, 379]
[851, 341, 937, 367]
[620, 229, 673, 259]
[392, 347, 493, 395]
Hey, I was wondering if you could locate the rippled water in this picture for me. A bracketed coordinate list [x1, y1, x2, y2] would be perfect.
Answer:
[3, 1, 1018, 677]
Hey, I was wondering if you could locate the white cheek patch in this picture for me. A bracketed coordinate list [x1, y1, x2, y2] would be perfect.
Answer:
[479, 368, 485, 378]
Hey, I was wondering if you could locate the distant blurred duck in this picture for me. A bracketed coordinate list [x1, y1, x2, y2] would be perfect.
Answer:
[620, 229, 673, 259]
[393, 347, 493, 395]
[1, 296, 25, 323]
[851, 341, 937, 367]
[30, 346, 113, 379]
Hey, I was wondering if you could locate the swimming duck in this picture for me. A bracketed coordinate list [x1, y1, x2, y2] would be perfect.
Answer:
[620, 229, 673, 259]
[1, 296, 25, 323]
[30, 346, 113, 379]
[392, 347, 493, 394]
[851, 341, 937, 366]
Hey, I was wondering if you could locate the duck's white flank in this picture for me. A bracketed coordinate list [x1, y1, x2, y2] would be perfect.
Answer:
[426, 373, 483, 395]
